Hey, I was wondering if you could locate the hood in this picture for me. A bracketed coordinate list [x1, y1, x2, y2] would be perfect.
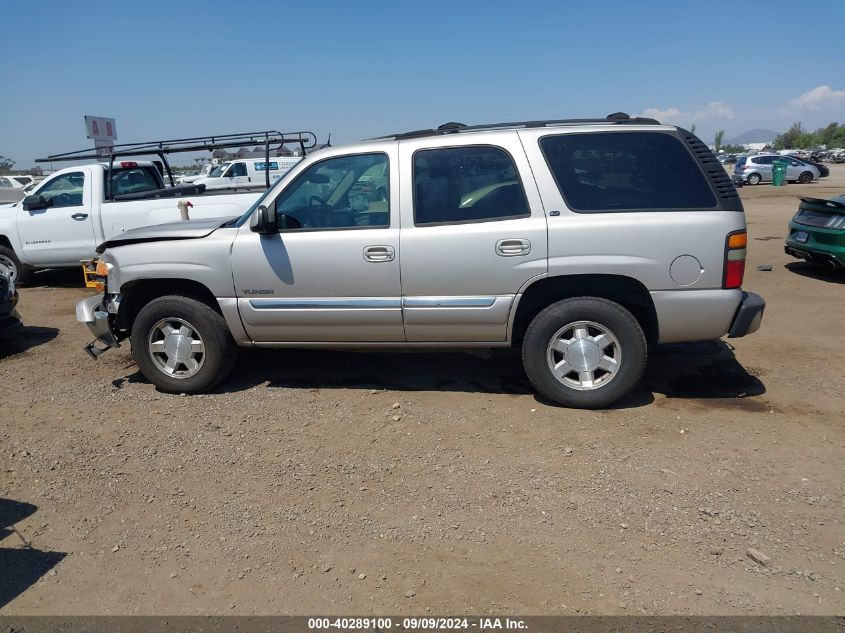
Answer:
[96, 217, 232, 253]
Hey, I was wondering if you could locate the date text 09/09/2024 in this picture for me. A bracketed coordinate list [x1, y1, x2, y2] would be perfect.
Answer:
[307, 618, 528, 630]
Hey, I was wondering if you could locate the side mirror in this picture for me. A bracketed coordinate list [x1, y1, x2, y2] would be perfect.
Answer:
[22, 194, 51, 211]
[249, 205, 278, 234]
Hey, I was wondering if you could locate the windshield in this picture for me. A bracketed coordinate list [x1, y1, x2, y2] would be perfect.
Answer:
[209, 164, 228, 178]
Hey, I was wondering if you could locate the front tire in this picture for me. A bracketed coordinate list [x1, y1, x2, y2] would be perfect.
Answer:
[0, 245, 34, 286]
[798, 171, 813, 184]
[522, 297, 647, 409]
[130, 295, 237, 393]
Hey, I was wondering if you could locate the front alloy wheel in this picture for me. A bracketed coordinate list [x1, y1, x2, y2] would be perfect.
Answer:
[148, 317, 206, 378]
[131, 295, 237, 393]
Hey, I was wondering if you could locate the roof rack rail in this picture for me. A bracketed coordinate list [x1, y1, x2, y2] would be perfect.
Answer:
[36, 130, 318, 192]
[377, 113, 661, 141]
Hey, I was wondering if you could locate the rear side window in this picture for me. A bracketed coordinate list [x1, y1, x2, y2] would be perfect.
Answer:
[539, 132, 717, 212]
[413, 145, 530, 225]
[110, 167, 160, 196]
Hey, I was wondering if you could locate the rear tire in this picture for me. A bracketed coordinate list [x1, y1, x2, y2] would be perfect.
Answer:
[747, 173, 762, 185]
[130, 295, 237, 394]
[522, 297, 647, 409]
[0, 245, 34, 286]
[798, 171, 813, 184]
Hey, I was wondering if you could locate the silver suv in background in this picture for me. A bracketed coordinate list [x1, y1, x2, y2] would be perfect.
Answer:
[733, 154, 819, 185]
[77, 113, 765, 409]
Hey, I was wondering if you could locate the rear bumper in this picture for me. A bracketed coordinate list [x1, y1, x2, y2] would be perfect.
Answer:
[727, 291, 765, 338]
[76, 294, 120, 357]
[785, 245, 844, 268]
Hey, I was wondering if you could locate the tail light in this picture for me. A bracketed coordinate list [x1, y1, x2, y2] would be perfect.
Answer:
[119, 161, 138, 168]
[723, 230, 747, 289]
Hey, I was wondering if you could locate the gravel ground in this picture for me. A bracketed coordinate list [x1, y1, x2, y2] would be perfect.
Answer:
[1, 166, 844, 615]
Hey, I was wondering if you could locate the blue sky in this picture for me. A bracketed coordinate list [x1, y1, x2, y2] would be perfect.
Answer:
[2, 0, 844, 167]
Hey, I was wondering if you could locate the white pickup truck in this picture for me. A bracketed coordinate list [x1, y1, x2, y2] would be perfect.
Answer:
[0, 160, 262, 284]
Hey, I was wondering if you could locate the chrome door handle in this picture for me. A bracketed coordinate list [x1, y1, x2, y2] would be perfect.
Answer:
[363, 245, 395, 262]
[496, 238, 530, 256]
[71, 213, 89, 221]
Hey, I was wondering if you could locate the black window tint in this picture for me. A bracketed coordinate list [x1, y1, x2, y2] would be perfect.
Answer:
[413, 145, 529, 225]
[539, 132, 717, 212]
[232, 163, 247, 177]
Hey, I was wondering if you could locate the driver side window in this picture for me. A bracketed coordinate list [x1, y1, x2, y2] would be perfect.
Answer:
[274, 153, 389, 230]
[36, 172, 85, 208]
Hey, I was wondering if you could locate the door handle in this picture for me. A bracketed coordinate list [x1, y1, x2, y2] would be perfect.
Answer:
[363, 245, 395, 262]
[496, 238, 531, 256]
[71, 213, 89, 221]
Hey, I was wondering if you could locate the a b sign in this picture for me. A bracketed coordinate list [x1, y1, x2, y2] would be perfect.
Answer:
[84, 115, 118, 141]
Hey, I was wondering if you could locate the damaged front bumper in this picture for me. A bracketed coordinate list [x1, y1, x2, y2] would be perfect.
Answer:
[76, 294, 121, 358]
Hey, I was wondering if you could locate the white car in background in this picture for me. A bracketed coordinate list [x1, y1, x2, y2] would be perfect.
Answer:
[0, 175, 35, 189]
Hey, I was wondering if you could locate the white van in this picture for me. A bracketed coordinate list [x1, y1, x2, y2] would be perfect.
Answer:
[194, 156, 302, 190]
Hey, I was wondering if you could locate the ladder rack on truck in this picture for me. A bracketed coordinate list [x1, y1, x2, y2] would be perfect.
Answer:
[36, 130, 318, 200]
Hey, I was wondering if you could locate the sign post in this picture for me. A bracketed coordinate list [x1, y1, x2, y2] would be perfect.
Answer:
[84, 116, 118, 157]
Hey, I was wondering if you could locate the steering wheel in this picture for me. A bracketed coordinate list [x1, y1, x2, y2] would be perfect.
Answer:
[54, 193, 74, 207]
[309, 195, 328, 207]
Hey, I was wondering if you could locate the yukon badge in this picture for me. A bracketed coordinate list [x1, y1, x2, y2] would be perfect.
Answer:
[241, 288, 275, 295]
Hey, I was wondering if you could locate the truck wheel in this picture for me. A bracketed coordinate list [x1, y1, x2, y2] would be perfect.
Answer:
[522, 297, 647, 409]
[0, 245, 34, 286]
[130, 295, 237, 394]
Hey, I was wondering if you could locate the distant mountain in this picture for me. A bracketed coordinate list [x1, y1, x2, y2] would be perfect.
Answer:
[726, 129, 779, 145]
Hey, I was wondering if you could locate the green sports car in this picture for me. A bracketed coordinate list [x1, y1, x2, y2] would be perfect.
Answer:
[785, 196, 845, 269]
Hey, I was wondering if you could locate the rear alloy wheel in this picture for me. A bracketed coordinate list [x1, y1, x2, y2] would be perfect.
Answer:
[798, 171, 813, 184]
[131, 295, 237, 393]
[522, 297, 647, 409]
[747, 173, 762, 185]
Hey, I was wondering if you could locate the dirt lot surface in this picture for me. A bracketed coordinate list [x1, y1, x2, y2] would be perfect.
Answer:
[2, 166, 844, 616]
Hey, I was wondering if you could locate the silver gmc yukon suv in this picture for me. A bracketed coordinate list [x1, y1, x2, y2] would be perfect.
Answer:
[76, 113, 765, 408]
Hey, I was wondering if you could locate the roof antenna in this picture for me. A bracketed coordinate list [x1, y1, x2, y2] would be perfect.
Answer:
[325, 133, 332, 147]
[606, 112, 631, 120]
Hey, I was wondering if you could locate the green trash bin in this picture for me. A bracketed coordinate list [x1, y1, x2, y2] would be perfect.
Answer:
[772, 159, 789, 187]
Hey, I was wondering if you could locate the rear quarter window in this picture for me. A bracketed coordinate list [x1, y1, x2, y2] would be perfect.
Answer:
[539, 131, 718, 213]
[109, 167, 161, 197]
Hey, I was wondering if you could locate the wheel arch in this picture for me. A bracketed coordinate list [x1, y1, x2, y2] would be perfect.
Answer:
[509, 274, 659, 346]
[115, 278, 222, 335]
